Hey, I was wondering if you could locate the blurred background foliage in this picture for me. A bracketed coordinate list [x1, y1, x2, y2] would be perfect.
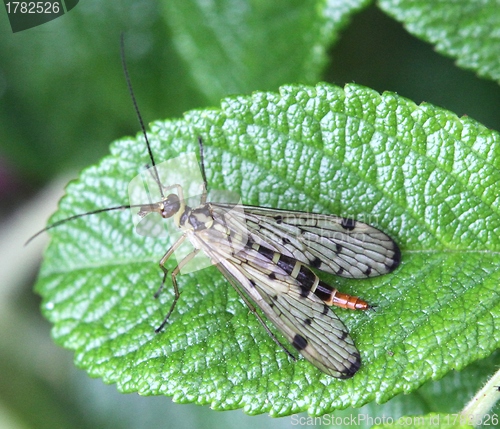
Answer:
[1, 1, 500, 428]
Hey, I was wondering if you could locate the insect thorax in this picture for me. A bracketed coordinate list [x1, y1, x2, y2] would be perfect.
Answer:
[179, 204, 214, 232]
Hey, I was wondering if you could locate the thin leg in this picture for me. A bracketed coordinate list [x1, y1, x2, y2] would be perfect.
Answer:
[162, 183, 184, 201]
[154, 234, 187, 299]
[155, 247, 201, 333]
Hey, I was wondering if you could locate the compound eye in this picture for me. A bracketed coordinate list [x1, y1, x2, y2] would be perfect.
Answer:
[161, 194, 180, 218]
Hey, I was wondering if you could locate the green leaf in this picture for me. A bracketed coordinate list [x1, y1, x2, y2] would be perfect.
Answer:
[160, 0, 369, 102]
[34, 83, 500, 416]
[379, 0, 500, 84]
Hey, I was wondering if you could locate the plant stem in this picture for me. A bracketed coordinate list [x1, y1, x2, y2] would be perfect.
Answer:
[460, 367, 500, 427]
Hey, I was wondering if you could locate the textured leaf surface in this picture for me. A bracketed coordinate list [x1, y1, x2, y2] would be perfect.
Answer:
[379, 0, 500, 83]
[35, 83, 500, 416]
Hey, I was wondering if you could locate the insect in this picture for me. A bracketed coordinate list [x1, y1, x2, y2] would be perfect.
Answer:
[30, 39, 401, 379]
[148, 152, 401, 378]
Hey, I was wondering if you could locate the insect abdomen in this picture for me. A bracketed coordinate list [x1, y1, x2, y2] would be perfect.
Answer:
[314, 283, 369, 310]
[249, 241, 369, 311]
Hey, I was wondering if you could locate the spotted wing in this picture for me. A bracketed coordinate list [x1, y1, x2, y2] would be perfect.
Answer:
[193, 228, 361, 378]
[211, 203, 401, 279]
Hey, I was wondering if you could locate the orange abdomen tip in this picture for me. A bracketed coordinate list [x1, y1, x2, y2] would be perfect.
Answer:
[329, 291, 370, 310]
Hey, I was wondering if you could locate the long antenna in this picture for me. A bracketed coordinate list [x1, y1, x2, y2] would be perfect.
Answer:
[197, 136, 208, 194]
[120, 33, 164, 199]
[26, 199, 164, 246]
[25, 204, 130, 246]
[26, 37, 165, 245]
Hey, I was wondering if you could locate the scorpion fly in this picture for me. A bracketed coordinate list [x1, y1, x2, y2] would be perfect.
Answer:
[29, 38, 401, 379]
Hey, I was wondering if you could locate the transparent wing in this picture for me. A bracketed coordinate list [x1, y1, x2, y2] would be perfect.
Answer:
[211, 203, 401, 279]
[191, 227, 361, 378]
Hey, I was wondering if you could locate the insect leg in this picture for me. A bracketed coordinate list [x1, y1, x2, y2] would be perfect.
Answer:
[162, 184, 185, 202]
[155, 245, 201, 333]
[154, 234, 187, 298]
